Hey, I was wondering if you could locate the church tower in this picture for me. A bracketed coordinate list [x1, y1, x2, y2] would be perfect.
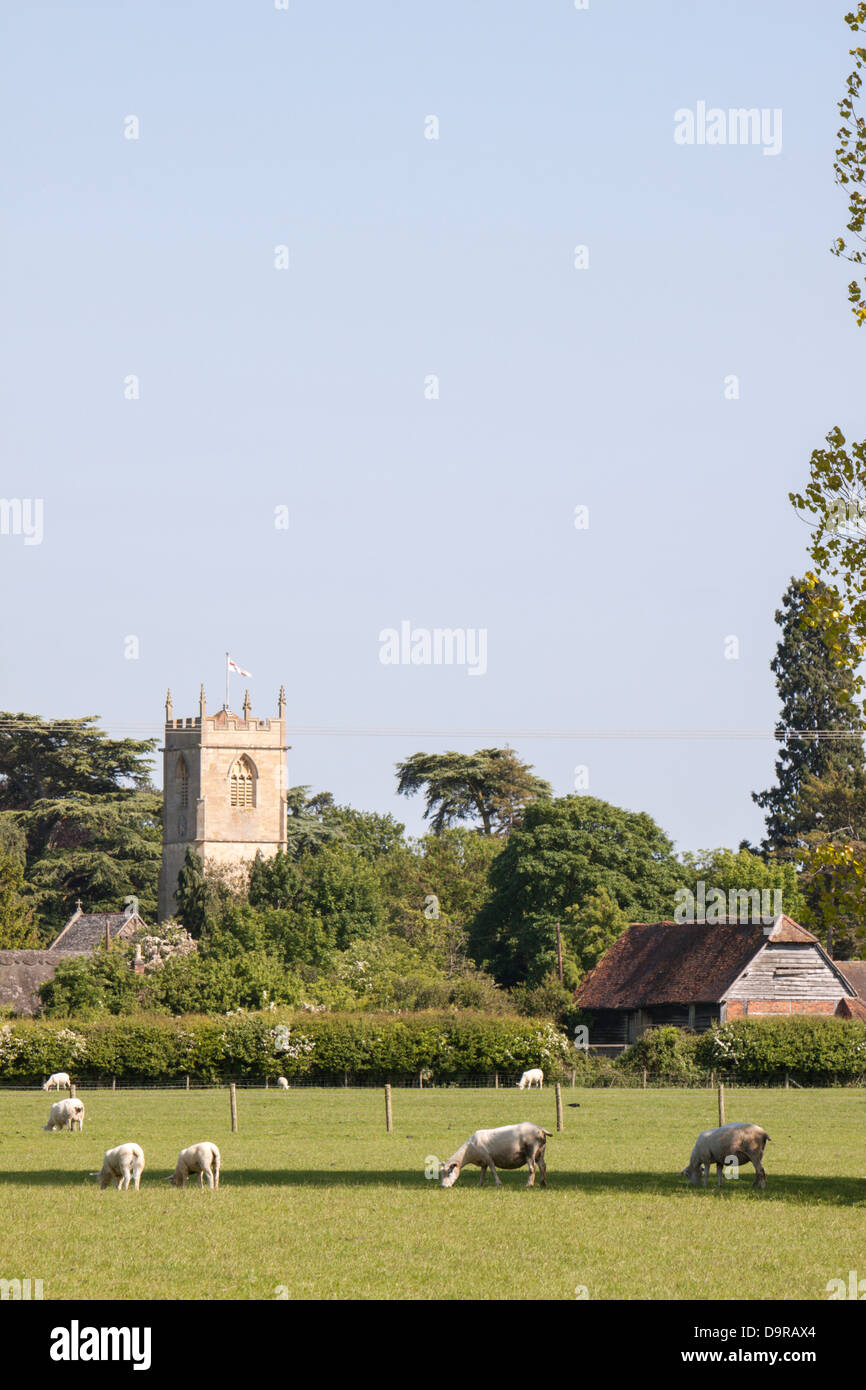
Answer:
[158, 685, 289, 922]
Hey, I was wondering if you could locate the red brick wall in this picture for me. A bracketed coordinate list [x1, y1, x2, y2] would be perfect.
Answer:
[726, 999, 837, 1018]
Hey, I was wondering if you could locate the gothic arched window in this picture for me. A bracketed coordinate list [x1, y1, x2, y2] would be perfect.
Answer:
[176, 755, 189, 808]
[230, 756, 256, 808]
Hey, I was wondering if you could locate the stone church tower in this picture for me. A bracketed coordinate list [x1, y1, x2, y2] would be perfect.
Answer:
[158, 685, 289, 922]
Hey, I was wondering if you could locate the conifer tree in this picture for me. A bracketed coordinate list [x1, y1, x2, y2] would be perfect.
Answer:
[753, 578, 865, 853]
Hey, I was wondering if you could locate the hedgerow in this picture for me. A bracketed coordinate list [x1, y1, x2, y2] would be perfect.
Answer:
[694, 1016, 866, 1083]
[0, 1011, 572, 1082]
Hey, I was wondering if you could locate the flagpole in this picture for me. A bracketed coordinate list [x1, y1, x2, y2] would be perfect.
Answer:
[225, 652, 229, 710]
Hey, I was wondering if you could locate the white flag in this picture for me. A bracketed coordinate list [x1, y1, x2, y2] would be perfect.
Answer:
[228, 657, 253, 678]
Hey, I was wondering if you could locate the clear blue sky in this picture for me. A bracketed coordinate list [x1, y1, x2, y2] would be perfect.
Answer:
[1, 0, 862, 853]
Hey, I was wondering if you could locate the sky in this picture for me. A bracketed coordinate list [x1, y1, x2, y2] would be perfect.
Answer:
[1, 0, 864, 854]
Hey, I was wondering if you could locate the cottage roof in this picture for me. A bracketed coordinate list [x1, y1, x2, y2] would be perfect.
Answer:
[48, 907, 144, 953]
[574, 915, 832, 1010]
[836, 994, 866, 1021]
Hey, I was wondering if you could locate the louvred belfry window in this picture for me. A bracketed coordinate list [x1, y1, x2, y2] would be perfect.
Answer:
[230, 756, 256, 808]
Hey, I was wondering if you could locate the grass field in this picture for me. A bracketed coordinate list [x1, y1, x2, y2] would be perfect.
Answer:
[1, 1086, 863, 1300]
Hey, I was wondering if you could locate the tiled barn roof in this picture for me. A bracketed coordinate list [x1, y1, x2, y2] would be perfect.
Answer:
[574, 916, 824, 1010]
[835, 960, 866, 1000]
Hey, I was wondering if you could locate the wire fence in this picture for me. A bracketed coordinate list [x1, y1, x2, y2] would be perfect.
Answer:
[2, 1071, 863, 1091]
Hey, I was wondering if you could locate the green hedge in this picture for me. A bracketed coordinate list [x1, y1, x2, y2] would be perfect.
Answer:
[617, 1026, 703, 1082]
[694, 1016, 866, 1083]
[614, 1018, 866, 1085]
[0, 1012, 572, 1082]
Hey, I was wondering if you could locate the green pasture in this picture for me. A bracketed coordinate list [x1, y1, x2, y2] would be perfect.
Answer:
[0, 1086, 863, 1300]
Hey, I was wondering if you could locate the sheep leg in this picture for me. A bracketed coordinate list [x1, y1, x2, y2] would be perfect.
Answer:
[537, 1151, 547, 1187]
[526, 1156, 536, 1188]
[486, 1159, 503, 1188]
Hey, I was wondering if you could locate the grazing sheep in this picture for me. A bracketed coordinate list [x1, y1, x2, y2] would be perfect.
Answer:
[440, 1122, 552, 1189]
[91, 1143, 145, 1191]
[276, 1076, 289, 1090]
[517, 1068, 544, 1090]
[43, 1072, 71, 1091]
[680, 1122, 770, 1190]
[43, 1098, 85, 1132]
[169, 1141, 221, 1190]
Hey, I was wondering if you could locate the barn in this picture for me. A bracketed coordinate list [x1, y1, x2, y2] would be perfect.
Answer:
[574, 914, 862, 1050]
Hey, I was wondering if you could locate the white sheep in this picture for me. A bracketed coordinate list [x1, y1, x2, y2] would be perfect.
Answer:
[276, 1076, 289, 1090]
[43, 1098, 85, 1132]
[517, 1068, 544, 1090]
[169, 1141, 221, 1190]
[91, 1143, 146, 1191]
[440, 1122, 552, 1189]
[680, 1122, 771, 1190]
[43, 1072, 71, 1091]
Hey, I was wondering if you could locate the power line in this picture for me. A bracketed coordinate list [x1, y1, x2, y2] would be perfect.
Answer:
[0, 719, 864, 742]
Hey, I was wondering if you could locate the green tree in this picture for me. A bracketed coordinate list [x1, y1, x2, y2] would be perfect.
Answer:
[792, 768, 866, 955]
[0, 847, 39, 948]
[396, 748, 552, 835]
[561, 885, 630, 982]
[752, 577, 865, 851]
[18, 791, 161, 932]
[374, 828, 500, 973]
[678, 847, 806, 922]
[284, 786, 342, 856]
[321, 805, 406, 861]
[831, 3, 866, 324]
[39, 942, 142, 1017]
[248, 849, 301, 912]
[0, 713, 156, 809]
[468, 795, 682, 986]
[789, 428, 866, 712]
[0, 713, 159, 933]
[175, 847, 207, 937]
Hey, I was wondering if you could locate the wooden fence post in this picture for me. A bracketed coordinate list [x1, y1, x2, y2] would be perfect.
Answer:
[111, 1077, 116, 1093]
[185, 1073, 190, 1091]
[385, 1083, 393, 1133]
[494, 1072, 499, 1089]
[230, 1082, 238, 1133]
[718, 1082, 725, 1127]
[642, 1068, 647, 1090]
[419, 1070, 423, 1089]
[710, 1069, 715, 1090]
[571, 1069, 575, 1088]
[785, 1070, 789, 1090]
[70, 1084, 76, 1099]
[555, 1082, 563, 1132]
